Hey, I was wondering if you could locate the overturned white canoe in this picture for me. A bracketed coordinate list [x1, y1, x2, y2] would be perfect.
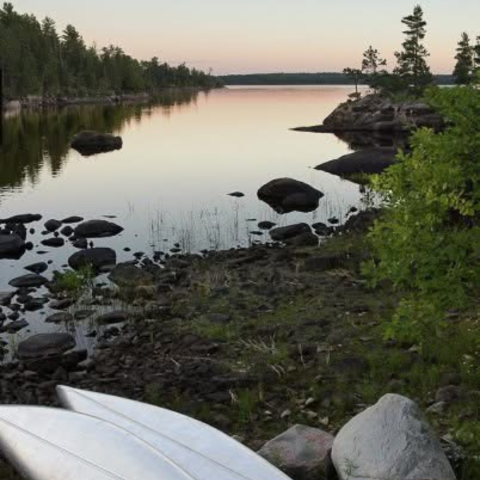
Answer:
[58, 386, 293, 480]
[0, 406, 194, 480]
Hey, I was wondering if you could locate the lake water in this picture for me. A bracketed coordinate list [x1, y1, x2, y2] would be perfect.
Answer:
[0, 85, 363, 353]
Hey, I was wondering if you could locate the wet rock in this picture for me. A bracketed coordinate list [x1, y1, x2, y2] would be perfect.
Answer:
[258, 425, 334, 480]
[60, 225, 74, 237]
[96, 311, 129, 325]
[50, 298, 74, 310]
[331, 394, 456, 480]
[24, 262, 48, 274]
[74, 220, 124, 238]
[72, 237, 88, 249]
[9, 273, 49, 288]
[315, 147, 398, 177]
[0, 234, 26, 259]
[0, 291, 14, 306]
[270, 223, 312, 242]
[228, 191, 245, 198]
[46, 312, 74, 324]
[68, 248, 116, 271]
[24, 298, 47, 311]
[258, 221, 277, 230]
[44, 219, 62, 232]
[17, 333, 76, 360]
[62, 216, 84, 224]
[3, 319, 29, 333]
[41, 237, 65, 248]
[258, 178, 324, 214]
[74, 310, 95, 321]
[0, 214, 42, 224]
[71, 131, 123, 156]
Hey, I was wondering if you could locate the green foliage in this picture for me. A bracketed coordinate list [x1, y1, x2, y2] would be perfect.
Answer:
[54, 266, 94, 296]
[342, 67, 363, 96]
[0, 3, 220, 98]
[454, 33, 475, 85]
[366, 86, 480, 342]
[361, 46, 387, 92]
[394, 5, 433, 95]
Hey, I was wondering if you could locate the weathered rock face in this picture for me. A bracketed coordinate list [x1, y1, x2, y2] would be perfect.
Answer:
[74, 220, 123, 238]
[68, 247, 117, 271]
[295, 94, 444, 134]
[258, 425, 334, 480]
[258, 178, 324, 214]
[71, 130, 123, 156]
[316, 147, 398, 177]
[331, 394, 456, 480]
[0, 234, 25, 259]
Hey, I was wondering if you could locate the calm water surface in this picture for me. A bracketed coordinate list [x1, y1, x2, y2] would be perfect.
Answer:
[0, 86, 362, 351]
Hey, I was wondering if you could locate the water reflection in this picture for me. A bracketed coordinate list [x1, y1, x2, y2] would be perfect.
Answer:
[0, 89, 201, 192]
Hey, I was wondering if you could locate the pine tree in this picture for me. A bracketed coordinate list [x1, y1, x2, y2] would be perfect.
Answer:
[361, 46, 387, 92]
[474, 36, 480, 71]
[343, 67, 363, 98]
[394, 5, 433, 95]
[453, 33, 474, 85]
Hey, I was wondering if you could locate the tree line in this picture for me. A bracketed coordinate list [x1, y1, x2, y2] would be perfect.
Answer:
[0, 3, 221, 98]
[345, 5, 480, 97]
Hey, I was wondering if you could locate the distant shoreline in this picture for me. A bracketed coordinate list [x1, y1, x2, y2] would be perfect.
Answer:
[218, 72, 455, 86]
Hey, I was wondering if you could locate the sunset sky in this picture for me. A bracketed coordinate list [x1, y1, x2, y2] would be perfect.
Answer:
[12, 0, 480, 74]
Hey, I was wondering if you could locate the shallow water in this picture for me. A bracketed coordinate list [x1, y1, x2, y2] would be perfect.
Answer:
[0, 85, 363, 352]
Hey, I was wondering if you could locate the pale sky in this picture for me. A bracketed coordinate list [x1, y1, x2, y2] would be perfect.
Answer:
[11, 0, 480, 74]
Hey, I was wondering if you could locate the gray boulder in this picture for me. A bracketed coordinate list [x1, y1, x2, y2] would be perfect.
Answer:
[258, 178, 324, 214]
[74, 220, 124, 238]
[0, 234, 25, 259]
[68, 247, 116, 271]
[71, 130, 123, 156]
[331, 394, 456, 480]
[258, 425, 334, 480]
[9, 273, 49, 288]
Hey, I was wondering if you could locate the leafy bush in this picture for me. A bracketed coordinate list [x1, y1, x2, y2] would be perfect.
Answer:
[53, 266, 94, 296]
[365, 85, 480, 342]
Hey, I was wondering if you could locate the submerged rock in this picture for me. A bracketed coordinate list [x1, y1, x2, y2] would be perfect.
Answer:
[0, 214, 42, 224]
[61, 216, 84, 224]
[258, 178, 324, 214]
[24, 262, 49, 274]
[71, 130, 123, 156]
[331, 394, 456, 480]
[74, 220, 124, 238]
[109, 263, 154, 287]
[258, 425, 334, 480]
[9, 274, 48, 288]
[68, 247, 117, 271]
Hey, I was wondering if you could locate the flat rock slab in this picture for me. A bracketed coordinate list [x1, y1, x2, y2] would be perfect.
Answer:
[74, 220, 124, 238]
[9, 273, 49, 288]
[17, 333, 76, 360]
[71, 130, 123, 156]
[331, 394, 456, 480]
[315, 147, 398, 177]
[270, 223, 312, 242]
[0, 214, 42, 224]
[259, 424, 334, 480]
[68, 248, 117, 271]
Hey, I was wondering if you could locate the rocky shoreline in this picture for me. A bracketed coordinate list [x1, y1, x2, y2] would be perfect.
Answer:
[0, 208, 477, 479]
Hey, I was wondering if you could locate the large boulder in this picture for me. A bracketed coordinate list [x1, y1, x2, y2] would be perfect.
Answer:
[270, 223, 312, 242]
[0, 234, 25, 259]
[331, 394, 456, 480]
[294, 94, 444, 133]
[71, 130, 123, 156]
[258, 425, 334, 480]
[74, 220, 123, 238]
[258, 178, 324, 214]
[68, 248, 117, 271]
[315, 147, 398, 177]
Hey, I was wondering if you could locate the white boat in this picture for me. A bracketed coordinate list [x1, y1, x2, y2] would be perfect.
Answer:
[0, 406, 195, 480]
[57, 385, 293, 480]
